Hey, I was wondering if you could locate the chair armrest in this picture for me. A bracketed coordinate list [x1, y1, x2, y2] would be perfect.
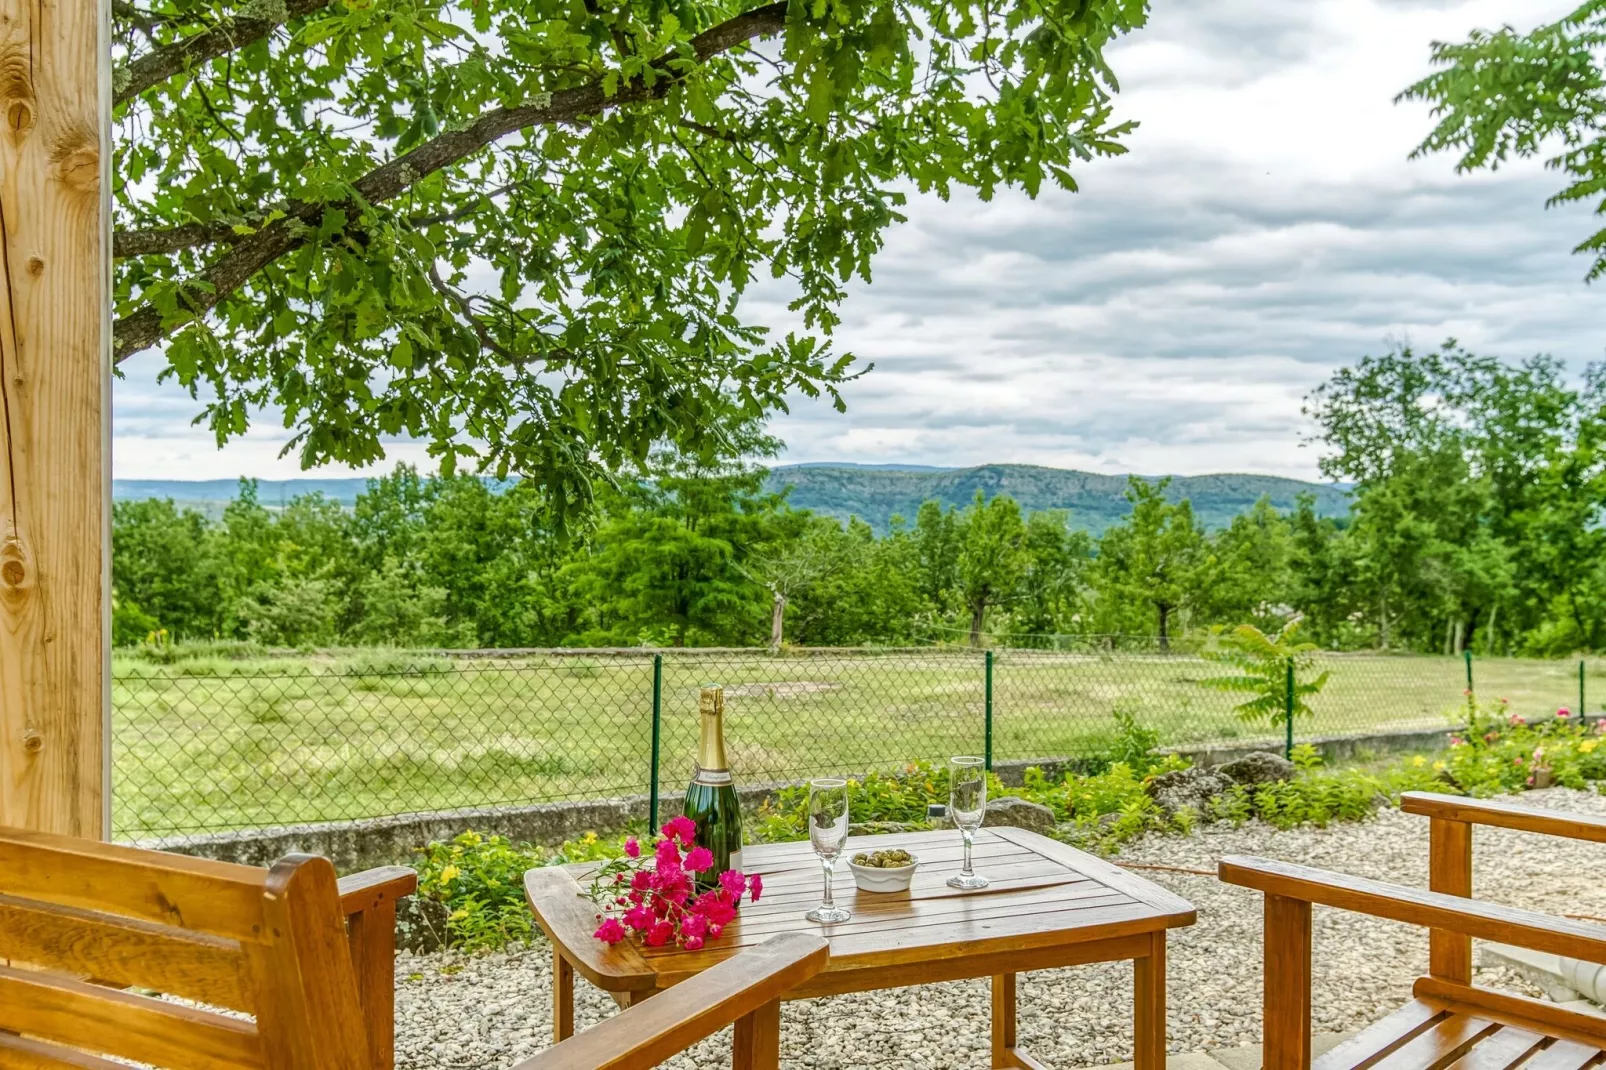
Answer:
[1218, 855, 1606, 964]
[1400, 792, 1606, 844]
[510, 933, 829, 1070]
[337, 866, 418, 916]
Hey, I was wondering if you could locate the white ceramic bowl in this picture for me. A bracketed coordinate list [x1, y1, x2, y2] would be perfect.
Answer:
[848, 855, 919, 893]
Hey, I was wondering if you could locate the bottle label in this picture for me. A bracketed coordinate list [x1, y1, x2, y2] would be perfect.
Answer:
[729, 847, 744, 874]
[692, 764, 733, 786]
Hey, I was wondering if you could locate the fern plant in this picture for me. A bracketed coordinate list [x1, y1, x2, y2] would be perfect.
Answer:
[1200, 620, 1331, 727]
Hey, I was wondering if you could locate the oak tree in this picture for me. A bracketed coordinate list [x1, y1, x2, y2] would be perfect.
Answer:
[115, 0, 1148, 509]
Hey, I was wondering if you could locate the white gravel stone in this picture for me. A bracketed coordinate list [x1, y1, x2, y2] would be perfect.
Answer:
[394, 788, 1606, 1069]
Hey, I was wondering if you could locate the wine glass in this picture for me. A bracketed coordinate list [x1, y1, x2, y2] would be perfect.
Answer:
[804, 778, 851, 924]
[946, 756, 989, 890]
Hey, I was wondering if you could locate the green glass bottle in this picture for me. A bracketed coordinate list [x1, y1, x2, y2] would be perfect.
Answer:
[681, 685, 743, 890]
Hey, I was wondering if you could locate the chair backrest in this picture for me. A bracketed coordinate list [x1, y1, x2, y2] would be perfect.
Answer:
[0, 825, 372, 1069]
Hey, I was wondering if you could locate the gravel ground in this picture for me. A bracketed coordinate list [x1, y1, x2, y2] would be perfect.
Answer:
[394, 788, 1606, 1070]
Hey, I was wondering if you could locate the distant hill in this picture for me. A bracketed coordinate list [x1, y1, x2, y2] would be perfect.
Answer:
[763, 463, 1350, 533]
[113, 464, 1351, 532]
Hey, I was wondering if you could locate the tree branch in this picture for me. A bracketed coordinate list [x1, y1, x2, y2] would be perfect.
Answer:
[112, 1, 790, 362]
[115, 182, 520, 259]
[116, 0, 332, 108]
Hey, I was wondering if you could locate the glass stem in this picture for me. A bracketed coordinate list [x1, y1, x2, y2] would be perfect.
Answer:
[822, 859, 835, 908]
[961, 827, 975, 878]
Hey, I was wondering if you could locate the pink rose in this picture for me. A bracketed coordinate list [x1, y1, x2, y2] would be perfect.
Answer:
[645, 921, 674, 947]
[663, 816, 697, 845]
[1558, 708, 1571, 718]
[594, 917, 626, 945]
[748, 873, 763, 902]
[719, 870, 747, 898]
[624, 837, 641, 858]
[655, 838, 682, 868]
[681, 912, 708, 940]
[624, 905, 655, 932]
[708, 923, 723, 939]
[684, 934, 705, 951]
[631, 869, 653, 893]
[684, 846, 714, 873]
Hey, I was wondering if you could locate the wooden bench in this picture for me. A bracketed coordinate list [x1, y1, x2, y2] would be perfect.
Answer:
[1220, 791, 1606, 1070]
[0, 825, 417, 1069]
[515, 931, 829, 1070]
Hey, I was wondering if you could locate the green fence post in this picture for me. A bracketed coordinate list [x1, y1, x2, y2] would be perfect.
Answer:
[1464, 648, 1474, 705]
[984, 650, 994, 773]
[1284, 657, 1295, 760]
[650, 653, 663, 834]
[1580, 659, 1587, 720]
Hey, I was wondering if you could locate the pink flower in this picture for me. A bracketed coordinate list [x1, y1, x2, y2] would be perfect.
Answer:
[624, 837, 641, 858]
[663, 816, 697, 846]
[645, 921, 674, 947]
[594, 917, 626, 945]
[1449, 736, 1463, 747]
[624, 905, 655, 933]
[708, 923, 723, 939]
[684, 934, 705, 951]
[681, 912, 708, 940]
[631, 869, 653, 893]
[703, 896, 737, 927]
[684, 846, 714, 873]
[1509, 713, 1524, 726]
[1558, 708, 1571, 718]
[655, 838, 682, 868]
[748, 874, 763, 902]
[719, 870, 747, 898]
[1526, 776, 1535, 786]
[1514, 755, 1525, 766]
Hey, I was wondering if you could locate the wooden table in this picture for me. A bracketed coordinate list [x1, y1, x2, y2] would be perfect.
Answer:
[526, 827, 1195, 1070]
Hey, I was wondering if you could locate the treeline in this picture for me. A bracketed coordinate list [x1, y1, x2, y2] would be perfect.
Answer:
[112, 343, 1606, 655]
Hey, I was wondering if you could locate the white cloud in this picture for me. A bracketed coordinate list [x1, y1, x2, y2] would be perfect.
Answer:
[113, 0, 1595, 481]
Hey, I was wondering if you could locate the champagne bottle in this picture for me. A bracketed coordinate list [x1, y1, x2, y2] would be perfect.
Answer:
[681, 685, 743, 890]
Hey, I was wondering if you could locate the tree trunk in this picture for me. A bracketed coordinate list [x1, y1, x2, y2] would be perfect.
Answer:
[1378, 589, 1390, 650]
[1156, 604, 1170, 652]
[969, 600, 985, 648]
[769, 589, 786, 652]
[1453, 618, 1465, 655]
[1484, 602, 1498, 656]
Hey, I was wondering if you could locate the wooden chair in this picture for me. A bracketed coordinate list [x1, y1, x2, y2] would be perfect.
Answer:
[514, 931, 829, 1070]
[0, 825, 417, 1069]
[1220, 791, 1606, 1070]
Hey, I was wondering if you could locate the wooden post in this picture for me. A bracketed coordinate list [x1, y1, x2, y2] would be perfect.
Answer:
[1264, 894, 1312, 1070]
[0, 0, 111, 836]
[1428, 816, 1473, 983]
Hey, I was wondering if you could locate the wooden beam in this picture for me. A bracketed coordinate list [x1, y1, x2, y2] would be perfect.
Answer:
[0, 0, 111, 836]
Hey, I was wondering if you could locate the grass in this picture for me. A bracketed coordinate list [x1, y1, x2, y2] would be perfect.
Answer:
[110, 647, 1603, 840]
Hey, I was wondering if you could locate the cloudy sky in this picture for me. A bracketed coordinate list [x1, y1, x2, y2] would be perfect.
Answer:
[113, 0, 1595, 482]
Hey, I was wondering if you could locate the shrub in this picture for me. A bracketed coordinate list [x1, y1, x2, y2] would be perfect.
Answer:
[1442, 700, 1606, 794]
[416, 829, 636, 952]
[752, 759, 993, 842]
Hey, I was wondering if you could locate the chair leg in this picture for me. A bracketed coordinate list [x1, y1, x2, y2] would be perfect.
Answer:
[1264, 894, 1312, 1070]
[733, 999, 782, 1070]
[346, 899, 398, 1070]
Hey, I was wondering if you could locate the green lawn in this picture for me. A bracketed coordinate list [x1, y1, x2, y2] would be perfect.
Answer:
[111, 648, 1603, 840]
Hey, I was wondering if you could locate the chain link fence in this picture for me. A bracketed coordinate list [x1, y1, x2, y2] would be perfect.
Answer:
[111, 645, 1605, 843]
